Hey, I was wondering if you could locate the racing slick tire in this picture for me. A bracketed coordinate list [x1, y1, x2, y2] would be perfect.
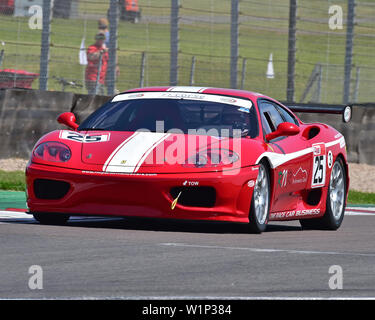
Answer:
[300, 158, 346, 230]
[248, 162, 271, 234]
[32, 212, 70, 225]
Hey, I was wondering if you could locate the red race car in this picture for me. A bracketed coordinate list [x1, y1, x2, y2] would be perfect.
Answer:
[26, 87, 351, 233]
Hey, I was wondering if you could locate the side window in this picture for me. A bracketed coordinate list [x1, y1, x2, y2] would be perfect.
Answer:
[274, 104, 298, 125]
[258, 101, 284, 135]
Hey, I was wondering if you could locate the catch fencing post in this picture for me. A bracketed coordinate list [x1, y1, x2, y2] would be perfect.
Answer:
[39, 0, 52, 91]
[287, 0, 297, 102]
[95, 52, 103, 95]
[139, 51, 146, 87]
[343, 0, 355, 104]
[230, 0, 239, 89]
[352, 66, 360, 103]
[240, 58, 247, 90]
[170, 0, 179, 86]
[107, 0, 119, 96]
[189, 56, 196, 86]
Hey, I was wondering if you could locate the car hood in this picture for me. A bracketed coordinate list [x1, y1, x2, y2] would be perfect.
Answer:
[33, 130, 264, 173]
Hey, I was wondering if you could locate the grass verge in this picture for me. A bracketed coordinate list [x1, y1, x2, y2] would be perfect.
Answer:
[347, 190, 375, 206]
[0, 170, 26, 192]
[1, 170, 375, 205]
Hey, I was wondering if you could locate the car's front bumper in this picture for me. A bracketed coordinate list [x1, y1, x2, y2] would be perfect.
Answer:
[26, 163, 259, 223]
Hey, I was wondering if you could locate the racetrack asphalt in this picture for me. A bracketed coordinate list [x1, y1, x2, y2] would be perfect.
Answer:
[0, 211, 374, 299]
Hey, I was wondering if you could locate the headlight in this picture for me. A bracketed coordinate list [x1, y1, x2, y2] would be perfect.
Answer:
[33, 142, 71, 163]
[183, 149, 239, 168]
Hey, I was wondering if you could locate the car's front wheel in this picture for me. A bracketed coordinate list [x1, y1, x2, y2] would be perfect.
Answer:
[300, 158, 346, 230]
[248, 162, 271, 234]
[32, 212, 70, 225]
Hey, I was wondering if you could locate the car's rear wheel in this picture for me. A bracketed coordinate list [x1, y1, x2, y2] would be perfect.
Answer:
[32, 212, 70, 225]
[248, 162, 270, 234]
[300, 158, 346, 230]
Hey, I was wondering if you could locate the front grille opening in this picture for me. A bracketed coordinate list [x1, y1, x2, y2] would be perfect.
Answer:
[170, 186, 216, 208]
[306, 188, 322, 206]
[34, 179, 70, 200]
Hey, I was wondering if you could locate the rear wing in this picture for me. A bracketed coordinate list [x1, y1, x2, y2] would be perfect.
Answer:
[283, 103, 352, 123]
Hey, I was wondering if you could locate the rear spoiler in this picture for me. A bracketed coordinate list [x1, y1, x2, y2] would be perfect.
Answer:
[283, 103, 352, 123]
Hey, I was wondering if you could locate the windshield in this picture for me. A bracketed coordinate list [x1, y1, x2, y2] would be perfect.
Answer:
[79, 98, 258, 138]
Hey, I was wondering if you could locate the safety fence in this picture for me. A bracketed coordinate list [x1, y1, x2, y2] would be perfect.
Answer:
[0, 0, 374, 104]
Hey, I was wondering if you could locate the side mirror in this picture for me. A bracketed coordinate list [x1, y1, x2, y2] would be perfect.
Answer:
[57, 112, 79, 130]
[266, 122, 300, 141]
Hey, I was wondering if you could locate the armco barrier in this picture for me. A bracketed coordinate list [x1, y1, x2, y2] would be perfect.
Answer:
[0, 88, 374, 164]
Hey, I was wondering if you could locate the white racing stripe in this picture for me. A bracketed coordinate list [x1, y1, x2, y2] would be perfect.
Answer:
[167, 86, 208, 92]
[103, 132, 171, 173]
[256, 136, 346, 168]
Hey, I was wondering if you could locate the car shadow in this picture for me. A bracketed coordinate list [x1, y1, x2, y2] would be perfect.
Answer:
[63, 216, 303, 234]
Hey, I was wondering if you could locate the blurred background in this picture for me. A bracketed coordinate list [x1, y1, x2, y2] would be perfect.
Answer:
[0, 0, 374, 103]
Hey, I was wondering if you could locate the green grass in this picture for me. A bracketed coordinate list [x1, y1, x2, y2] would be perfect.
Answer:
[1, 170, 375, 206]
[0, 170, 26, 192]
[347, 190, 375, 206]
[0, 0, 374, 102]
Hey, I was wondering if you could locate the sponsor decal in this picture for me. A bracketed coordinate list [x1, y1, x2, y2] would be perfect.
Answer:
[270, 208, 321, 220]
[247, 180, 255, 188]
[292, 167, 308, 184]
[81, 170, 157, 177]
[312, 143, 326, 188]
[327, 150, 333, 168]
[162, 92, 205, 100]
[278, 167, 308, 188]
[112, 91, 252, 109]
[182, 180, 199, 186]
[220, 97, 237, 104]
[171, 191, 182, 210]
[238, 107, 250, 113]
[312, 143, 326, 156]
[60, 131, 110, 143]
[278, 170, 288, 187]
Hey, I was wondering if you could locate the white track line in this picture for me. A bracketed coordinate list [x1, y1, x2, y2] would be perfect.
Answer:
[0, 211, 122, 224]
[0, 206, 374, 223]
[1, 296, 374, 300]
[160, 243, 375, 258]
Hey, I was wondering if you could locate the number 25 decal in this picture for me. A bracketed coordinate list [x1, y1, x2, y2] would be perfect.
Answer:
[312, 143, 326, 188]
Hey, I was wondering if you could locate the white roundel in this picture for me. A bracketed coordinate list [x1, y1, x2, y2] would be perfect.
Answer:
[343, 106, 352, 123]
[327, 151, 333, 168]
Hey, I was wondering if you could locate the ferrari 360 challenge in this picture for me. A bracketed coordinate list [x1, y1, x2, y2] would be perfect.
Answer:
[26, 86, 351, 233]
